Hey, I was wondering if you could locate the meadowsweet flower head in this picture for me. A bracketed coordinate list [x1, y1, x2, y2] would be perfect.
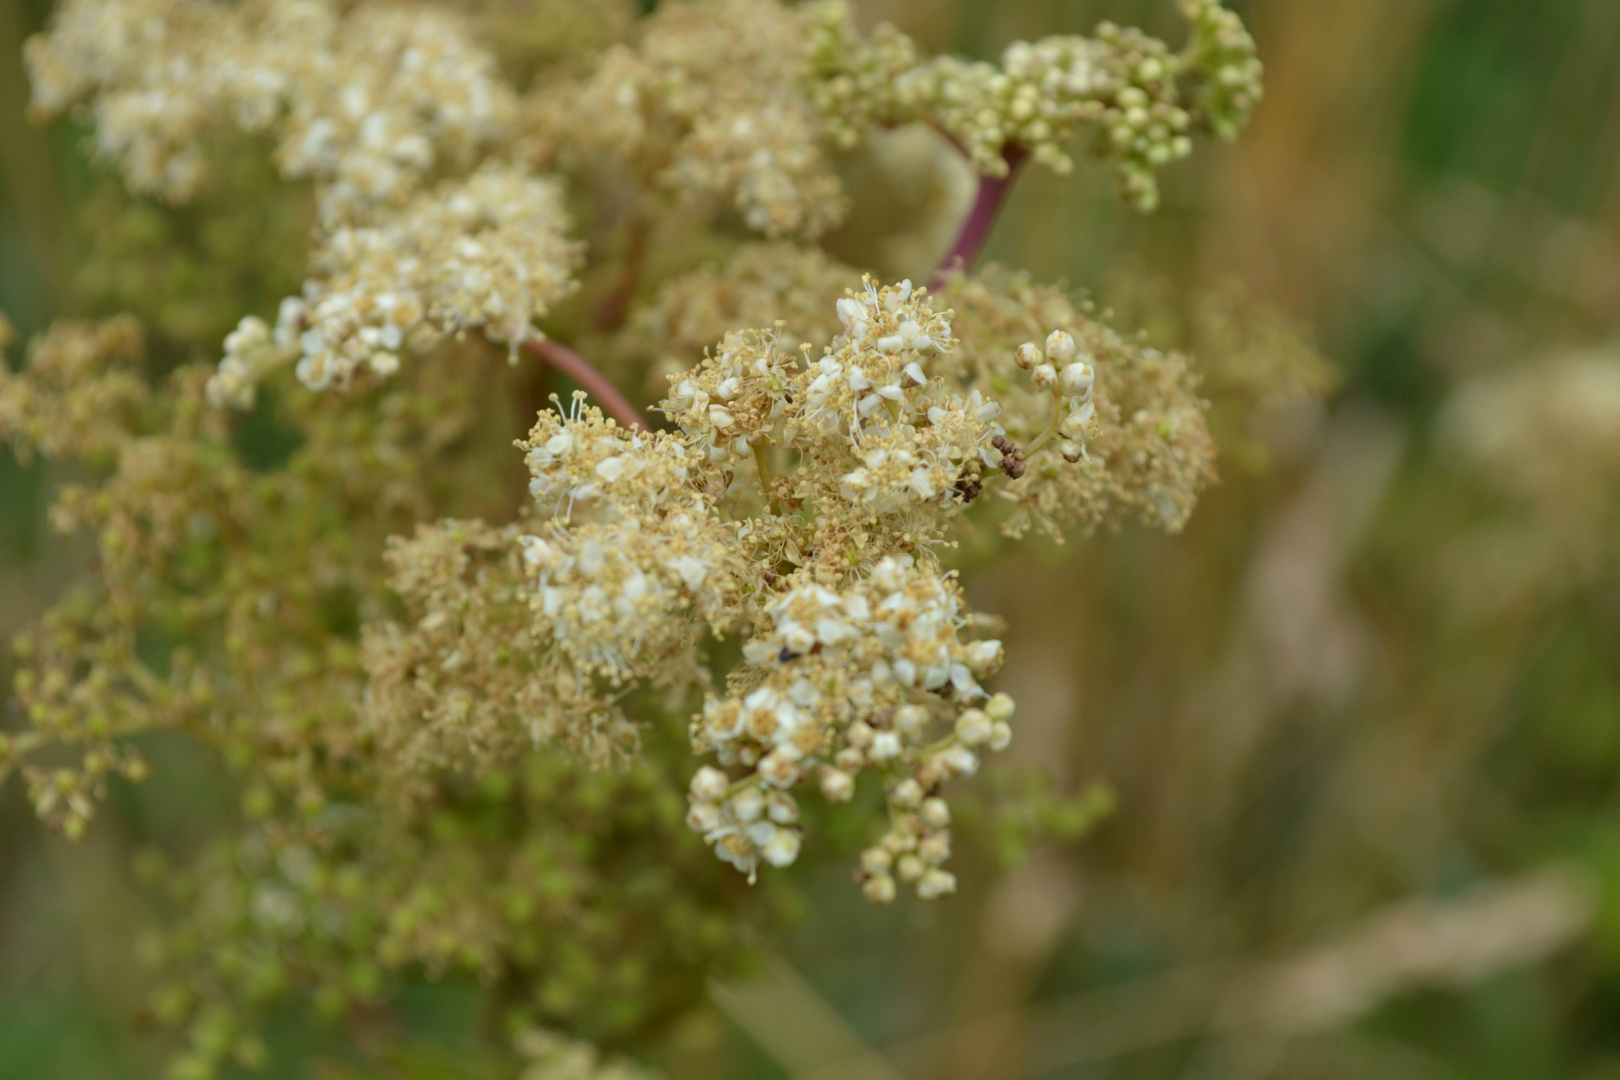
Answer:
[4, 0, 1281, 1070]
[28, 0, 516, 212]
[535, 0, 848, 238]
[288, 163, 582, 392]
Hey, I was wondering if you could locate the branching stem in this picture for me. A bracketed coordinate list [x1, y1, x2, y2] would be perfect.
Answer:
[524, 337, 645, 430]
[929, 143, 1030, 291]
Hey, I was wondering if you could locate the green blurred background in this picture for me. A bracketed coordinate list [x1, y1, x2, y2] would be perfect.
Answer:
[5, 0, 1620, 1077]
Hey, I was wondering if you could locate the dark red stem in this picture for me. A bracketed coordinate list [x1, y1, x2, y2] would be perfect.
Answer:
[593, 214, 649, 333]
[929, 144, 1030, 292]
[524, 338, 645, 430]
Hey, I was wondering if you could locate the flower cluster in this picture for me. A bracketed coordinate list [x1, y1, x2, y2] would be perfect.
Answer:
[805, 0, 1263, 210]
[500, 278, 1132, 896]
[286, 164, 580, 393]
[536, 0, 1261, 237]
[520, 398, 749, 679]
[0, 314, 147, 461]
[211, 162, 582, 398]
[4, 0, 1283, 1072]
[688, 557, 1012, 898]
[618, 242, 860, 394]
[940, 267, 1218, 538]
[29, 0, 588, 402]
[534, 0, 848, 238]
[27, 0, 516, 216]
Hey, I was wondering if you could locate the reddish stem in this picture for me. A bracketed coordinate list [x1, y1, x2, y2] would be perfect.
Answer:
[524, 338, 645, 430]
[929, 144, 1030, 292]
[593, 214, 649, 333]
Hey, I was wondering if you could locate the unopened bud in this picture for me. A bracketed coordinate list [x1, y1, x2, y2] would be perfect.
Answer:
[690, 766, 729, 803]
[1060, 362, 1094, 397]
[890, 778, 924, 808]
[917, 868, 957, 900]
[955, 708, 992, 746]
[819, 766, 855, 803]
[863, 873, 897, 904]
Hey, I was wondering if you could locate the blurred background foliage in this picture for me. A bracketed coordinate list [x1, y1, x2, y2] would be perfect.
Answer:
[5, 0, 1620, 1077]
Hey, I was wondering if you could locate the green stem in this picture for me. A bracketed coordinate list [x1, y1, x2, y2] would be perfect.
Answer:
[753, 442, 783, 516]
[1025, 391, 1064, 455]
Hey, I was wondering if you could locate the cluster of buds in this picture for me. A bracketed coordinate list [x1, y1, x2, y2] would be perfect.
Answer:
[1014, 329, 1099, 464]
[18, 748, 149, 840]
[206, 299, 304, 409]
[853, 690, 1014, 903]
[798, 0, 1261, 212]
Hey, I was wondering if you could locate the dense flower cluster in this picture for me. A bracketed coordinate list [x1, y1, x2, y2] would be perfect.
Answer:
[535, 0, 848, 238]
[27, 0, 516, 215]
[211, 163, 582, 402]
[806, 0, 1263, 209]
[539, 0, 1260, 232]
[5, 0, 1274, 1073]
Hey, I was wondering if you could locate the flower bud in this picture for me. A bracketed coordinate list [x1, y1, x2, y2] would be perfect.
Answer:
[847, 720, 875, 748]
[834, 747, 866, 771]
[761, 828, 801, 868]
[955, 708, 992, 746]
[767, 791, 799, 824]
[985, 692, 1016, 723]
[686, 802, 723, 833]
[896, 853, 925, 882]
[1015, 342, 1041, 370]
[819, 766, 855, 803]
[965, 639, 1003, 675]
[894, 704, 929, 735]
[941, 746, 979, 777]
[869, 731, 902, 762]
[920, 797, 950, 829]
[730, 786, 764, 822]
[918, 832, 951, 865]
[758, 747, 802, 787]
[1031, 364, 1058, 391]
[989, 721, 1013, 752]
[1045, 330, 1077, 364]
[1060, 362, 1094, 397]
[917, 868, 957, 900]
[690, 766, 729, 803]
[1060, 441, 1084, 463]
[863, 873, 897, 904]
[860, 846, 893, 875]
[890, 778, 923, 808]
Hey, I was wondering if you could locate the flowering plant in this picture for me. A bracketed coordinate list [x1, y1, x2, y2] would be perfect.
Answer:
[1, 0, 1271, 1073]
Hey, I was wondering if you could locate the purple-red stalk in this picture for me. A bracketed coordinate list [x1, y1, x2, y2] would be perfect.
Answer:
[929, 144, 1029, 292]
[524, 337, 645, 430]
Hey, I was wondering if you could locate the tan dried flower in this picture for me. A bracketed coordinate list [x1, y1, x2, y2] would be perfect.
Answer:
[535, 0, 849, 238]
